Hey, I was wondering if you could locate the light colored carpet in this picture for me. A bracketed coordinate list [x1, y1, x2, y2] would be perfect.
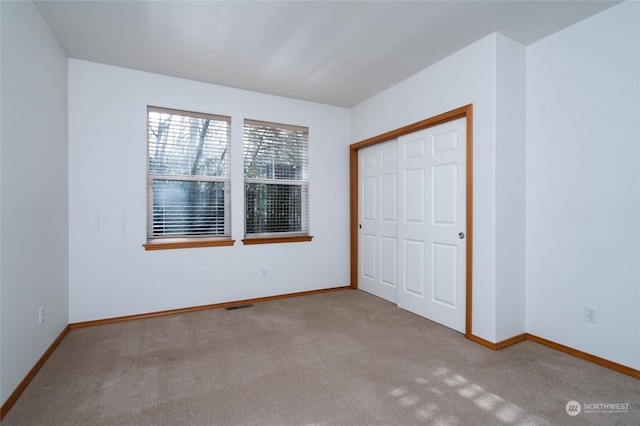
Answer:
[3, 289, 638, 425]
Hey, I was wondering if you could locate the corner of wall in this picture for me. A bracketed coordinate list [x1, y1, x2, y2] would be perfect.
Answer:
[493, 33, 527, 342]
[525, 1, 640, 369]
[0, 0, 70, 407]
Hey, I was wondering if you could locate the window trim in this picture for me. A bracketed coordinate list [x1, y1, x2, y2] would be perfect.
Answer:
[143, 238, 235, 251]
[242, 236, 312, 246]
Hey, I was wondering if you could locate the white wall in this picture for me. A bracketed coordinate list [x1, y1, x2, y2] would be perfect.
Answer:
[0, 1, 69, 406]
[351, 34, 527, 343]
[494, 34, 527, 341]
[68, 60, 350, 323]
[526, 1, 640, 369]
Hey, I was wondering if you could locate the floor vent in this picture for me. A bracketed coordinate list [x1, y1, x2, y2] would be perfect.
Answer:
[225, 304, 254, 311]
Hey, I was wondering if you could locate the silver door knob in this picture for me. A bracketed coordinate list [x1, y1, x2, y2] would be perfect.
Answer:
[459, 232, 465, 239]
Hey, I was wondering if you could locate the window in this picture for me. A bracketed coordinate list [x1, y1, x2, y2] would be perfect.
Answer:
[145, 106, 232, 250]
[243, 119, 312, 243]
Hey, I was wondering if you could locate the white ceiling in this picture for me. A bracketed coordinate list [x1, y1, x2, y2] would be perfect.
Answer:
[35, 0, 619, 108]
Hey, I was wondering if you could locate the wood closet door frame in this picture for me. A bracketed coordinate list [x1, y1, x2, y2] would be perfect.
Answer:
[349, 104, 474, 338]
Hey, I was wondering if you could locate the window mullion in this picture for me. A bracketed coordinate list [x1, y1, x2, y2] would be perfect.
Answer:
[150, 174, 229, 183]
[244, 178, 303, 186]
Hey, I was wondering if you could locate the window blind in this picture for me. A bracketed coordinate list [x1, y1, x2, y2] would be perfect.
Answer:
[148, 106, 231, 239]
[243, 119, 309, 237]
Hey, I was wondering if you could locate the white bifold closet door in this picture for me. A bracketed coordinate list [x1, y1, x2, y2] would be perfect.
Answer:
[358, 118, 466, 333]
[358, 139, 399, 303]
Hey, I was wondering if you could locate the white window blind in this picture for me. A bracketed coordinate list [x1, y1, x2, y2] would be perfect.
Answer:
[243, 119, 309, 237]
[147, 106, 231, 240]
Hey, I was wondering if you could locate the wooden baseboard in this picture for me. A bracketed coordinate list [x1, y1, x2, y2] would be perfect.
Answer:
[0, 325, 70, 421]
[70, 286, 352, 329]
[467, 331, 639, 379]
[466, 333, 527, 350]
[466, 333, 499, 350]
[526, 333, 640, 379]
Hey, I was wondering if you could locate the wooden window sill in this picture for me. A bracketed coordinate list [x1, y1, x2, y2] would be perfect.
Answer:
[144, 239, 235, 251]
[242, 235, 313, 245]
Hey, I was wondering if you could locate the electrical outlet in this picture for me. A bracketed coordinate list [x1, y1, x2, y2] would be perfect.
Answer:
[585, 306, 598, 323]
[260, 268, 267, 278]
[38, 306, 45, 325]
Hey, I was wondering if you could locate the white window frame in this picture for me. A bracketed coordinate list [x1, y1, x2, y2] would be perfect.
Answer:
[243, 119, 312, 244]
[145, 106, 233, 250]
